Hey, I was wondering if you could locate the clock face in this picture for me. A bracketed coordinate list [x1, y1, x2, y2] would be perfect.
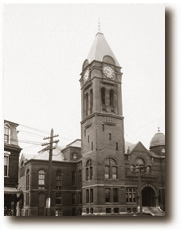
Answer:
[83, 69, 89, 82]
[103, 65, 115, 78]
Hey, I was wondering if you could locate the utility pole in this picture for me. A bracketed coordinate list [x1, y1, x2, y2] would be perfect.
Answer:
[137, 167, 142, 215]
[42, 128, 59, 216]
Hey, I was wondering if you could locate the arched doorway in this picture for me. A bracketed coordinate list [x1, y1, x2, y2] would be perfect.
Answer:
[141, 186, 156, 207]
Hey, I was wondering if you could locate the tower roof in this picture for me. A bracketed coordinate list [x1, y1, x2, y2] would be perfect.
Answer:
[87, 31, 120, 67]
[150, 128, 165, 148]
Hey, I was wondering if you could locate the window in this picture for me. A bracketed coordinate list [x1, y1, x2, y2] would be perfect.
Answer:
[101, 88, 106, 105]
[4, 152, 10, 176]
[102, 124, 105, 131]
[88, 135, 89, 143]
[113, 188, 119, 202]
[56, 192, 62, 205]
[85, 93, 89, 116]
[105, 158, 118, 179]
[78, 192, 82, 204]
[126, 188, 136, 203]
[86, 159, 93, 181]
[116, 142, 118, 151]
[38, 170, 45, 189]
[91, 142, 93, 151]
[109, 133, 112, 141]
[146, 166, 151, 173]
[105, 188, 111, 202]
[26, 169, 30, 190]
[106, 208, 111, 214]
[135, 158, 145, 173]
[90, 89, 93, 114]
[72, 171, 76, 185]
[26, 192, 30, 205]
[114, 208, 119, 213]
[56, 171, 61, 190]
[72, 193, 76, 204]
[4, 124, 10, 143]
[110, 89, 114, 106]
[86, 189, 89, 203]
[55, 209, 62, 216]
[86, 208, 89, 214]
[90, 189, 93, 203]
[90, 208, 93, 214]
[86, 188, 93, 204]
[78, 170, 82, 185]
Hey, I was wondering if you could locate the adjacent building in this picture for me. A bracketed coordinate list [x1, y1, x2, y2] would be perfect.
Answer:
[4, 120, 22, 216]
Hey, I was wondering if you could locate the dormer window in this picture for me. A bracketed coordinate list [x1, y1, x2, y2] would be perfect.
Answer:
[4, 124, 10, 143]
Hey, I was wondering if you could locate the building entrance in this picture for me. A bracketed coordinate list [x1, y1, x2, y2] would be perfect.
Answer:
[141, 186, 156, 207]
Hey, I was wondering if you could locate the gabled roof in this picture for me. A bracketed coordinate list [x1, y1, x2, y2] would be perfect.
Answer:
[125, 141, 150, 155]
[32, 145, 65, 162]
[87, 32, 120, 67]
[62, 139, 81, 151]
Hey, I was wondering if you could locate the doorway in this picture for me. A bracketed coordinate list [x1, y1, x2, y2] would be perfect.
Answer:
[141, 186, 156, 207]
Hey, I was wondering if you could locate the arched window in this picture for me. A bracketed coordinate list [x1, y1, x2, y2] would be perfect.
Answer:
[146, 166, 151, 174]
[110, 89, 114, 107]
[105, 158, 118, 179]
[38, 170, 45, 189]
[86, 159, 93, 181]
[135, 158, 145, 173]
[26, 169, 30, 190]
[101, 88, 106, 105]
[90, 89, 93, 114]
[56, 170, 61, 190]
[85, 93, 89, 116]
[4, 124, 10, 143]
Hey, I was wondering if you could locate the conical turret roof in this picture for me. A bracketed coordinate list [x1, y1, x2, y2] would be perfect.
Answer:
[87, 31, 120, 67]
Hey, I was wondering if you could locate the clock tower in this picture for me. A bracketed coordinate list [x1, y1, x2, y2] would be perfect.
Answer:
[80, 28, 126, 215]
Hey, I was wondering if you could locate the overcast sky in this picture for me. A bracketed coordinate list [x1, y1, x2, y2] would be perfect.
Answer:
[3, 4, 165, 153]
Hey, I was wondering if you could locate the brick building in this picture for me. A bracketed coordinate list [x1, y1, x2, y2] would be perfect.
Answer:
[16, 29, 165, 216]
[18, 140, 82, 216]
[4, 120, 22, 216]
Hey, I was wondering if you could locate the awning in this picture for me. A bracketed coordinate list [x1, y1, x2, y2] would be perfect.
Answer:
[4, 187, 19, 194]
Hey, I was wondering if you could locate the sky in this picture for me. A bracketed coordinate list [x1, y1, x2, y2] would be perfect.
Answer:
[3, 4, 165, 153]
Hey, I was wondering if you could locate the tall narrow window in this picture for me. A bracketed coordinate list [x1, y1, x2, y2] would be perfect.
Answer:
[113, 188, 119, 202]
[105, 188, 111, 202]
[109, 133, 112, 141]
[105, 158, 118, 179]
[4, 124, 10, 143]
[101, 88, 106, 105]
[38, 170, 45, 189]
[90, 89, 93, 114]
[4, 153, 9, 177]
[72, 193, 76, 204]
[88, 135, 89, 143]
[72, 171, 76, 185]
[26, 169, 30, 190]
[86, 159, 93, 181]
[91, 142, 93, 151]
[56, 192, 62, 204]
[86, 189, 89, 203]
[102, 124, 105, 131]
[90, 189, 93, 203]
[85, 93, 89, 116]
[126, 188, 136, 203]
[116, 142, 118, 151]
[110, 89, 114, 106]
[78, 170, 82, 185]
[56, 170, 61, 190]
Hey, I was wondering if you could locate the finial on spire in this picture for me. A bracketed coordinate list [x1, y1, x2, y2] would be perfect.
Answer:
[98, 18, 102, 33]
